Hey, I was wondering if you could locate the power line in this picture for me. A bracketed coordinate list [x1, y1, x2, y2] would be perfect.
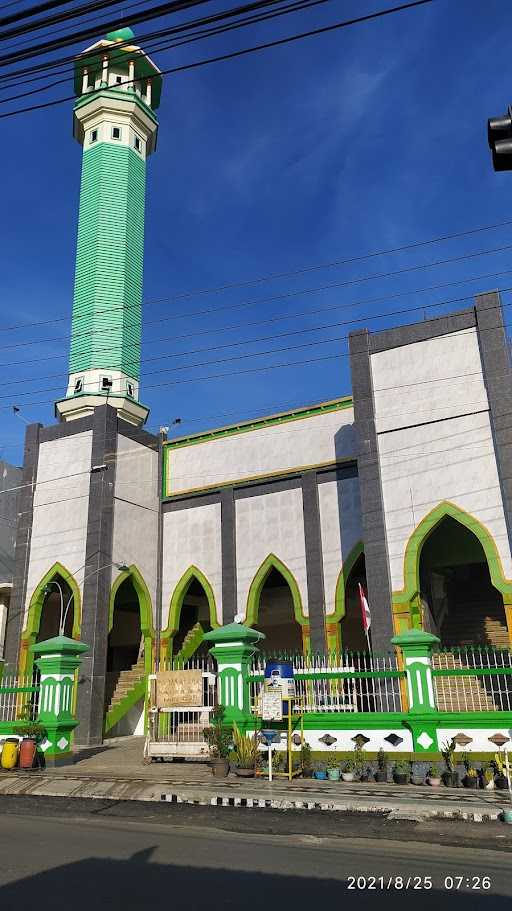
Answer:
[1, 216, 511, 336]
[0, 0, 436, 117]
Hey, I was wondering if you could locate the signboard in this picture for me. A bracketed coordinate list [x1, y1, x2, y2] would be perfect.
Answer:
[261, 692, 283, 721]
[155, 670, 203, 708]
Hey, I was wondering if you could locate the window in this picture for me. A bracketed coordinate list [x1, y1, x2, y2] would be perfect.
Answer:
[127, 382, 134, 397]
[74, 378, 83, 394]
[101, 376, 113, 392]
[90, 129, 98, 143]
[112, 126, 121, 140]
[134, 135, 142, 153]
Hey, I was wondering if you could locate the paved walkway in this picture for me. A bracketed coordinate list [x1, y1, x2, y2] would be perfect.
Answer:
[0, 737, 511, 823]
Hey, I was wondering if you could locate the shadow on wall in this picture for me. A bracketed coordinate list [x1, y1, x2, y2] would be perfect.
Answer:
[0, 848, 508, 911]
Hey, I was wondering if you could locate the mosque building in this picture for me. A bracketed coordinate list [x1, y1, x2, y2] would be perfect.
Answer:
[3, 28, 512, 746]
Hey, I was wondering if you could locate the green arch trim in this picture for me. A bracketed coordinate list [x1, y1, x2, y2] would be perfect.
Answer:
[245, 553, 306, 627]
[332, 541, 365, 622]
[393, 500, 512, 605]
[21, 562, 82, 675]
[163, 565, 219, 641]
[108, 565, 154, 674]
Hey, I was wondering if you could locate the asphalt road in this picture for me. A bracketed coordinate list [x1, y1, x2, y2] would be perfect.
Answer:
[0, 796, 511, 910]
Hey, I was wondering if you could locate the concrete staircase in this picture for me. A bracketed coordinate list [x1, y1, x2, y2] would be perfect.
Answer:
[432, 652, 500, 712]
[440, 598, 509, 649]
[105, 656, 146, 716]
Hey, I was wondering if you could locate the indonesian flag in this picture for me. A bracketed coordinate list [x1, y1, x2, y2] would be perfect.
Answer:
[358, 582, 371, 632]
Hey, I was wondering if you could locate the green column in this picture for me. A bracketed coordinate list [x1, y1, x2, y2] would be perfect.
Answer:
[31, 635, 88, 765]
[392, 629, 439, 753]
[204, 623, 264, 724]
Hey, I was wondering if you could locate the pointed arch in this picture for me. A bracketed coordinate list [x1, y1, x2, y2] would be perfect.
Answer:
[108, 565, 154, 673]
[394, 500, 512, 608]
[333, 541, 365, 622]
[165, 565, 218, 640]
[21, 562, 82, 674]
[245, 553, 306, 627]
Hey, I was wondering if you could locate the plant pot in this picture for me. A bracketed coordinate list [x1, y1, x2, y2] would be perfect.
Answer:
[484, 779, 495, 791]
[427, 777, 441, 787]
[327, 768, 340, 781]
[341, 772, 355, 782]
[464, 776, 478, 789]
[313, 770, 327, 780]
[442, 771, 459, 788]
[502, 808, 512, 825]
[393, 773, 409, 785]
[374, 771, 388, 783]
[495, 775, 509, 791]
[234, 767, 255, 778]
[211, 758, 230, 778]
[302, 769, 313, 779]
[411, 776, 424, 786]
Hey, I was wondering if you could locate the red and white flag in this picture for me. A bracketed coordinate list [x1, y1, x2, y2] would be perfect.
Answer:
[358, 582, 371, 632]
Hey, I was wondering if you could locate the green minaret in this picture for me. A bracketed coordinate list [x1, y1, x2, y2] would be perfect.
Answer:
[55, 27, 162, 426]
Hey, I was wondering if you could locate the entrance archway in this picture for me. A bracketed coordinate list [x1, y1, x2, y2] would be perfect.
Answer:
[105, 567, 153, 716]
[339, 553, 369, 653]
[394, 502, 512, 647]
[246, 555, 304, 654]
[419, 516, 508, 647]
[166, 566, 216, 662]
[21, 562, 81, 675]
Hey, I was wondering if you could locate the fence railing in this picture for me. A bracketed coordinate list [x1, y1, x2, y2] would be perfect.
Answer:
[433, 647, 512, 712]
[0, 674, 40, 723]
[248, 652, 405, 714]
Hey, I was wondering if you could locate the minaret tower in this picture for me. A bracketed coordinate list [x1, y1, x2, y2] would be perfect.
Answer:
[55, 27, 162, 426]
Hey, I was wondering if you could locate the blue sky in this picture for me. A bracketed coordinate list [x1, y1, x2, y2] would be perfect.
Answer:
[1, 0, 512, 463]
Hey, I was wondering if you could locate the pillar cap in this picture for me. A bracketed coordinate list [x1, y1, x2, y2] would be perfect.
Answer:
[391, 629, 440, 649]
[204, 623, 264, 645]
[30, 636, 89, 657]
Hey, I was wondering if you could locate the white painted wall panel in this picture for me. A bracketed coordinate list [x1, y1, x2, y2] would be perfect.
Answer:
[166, 407, 355, 494]
[378, 411, 512, 589]
[111, 435, 159, 621]
[371, 329, 488, 433]
[161, 504, 222, 629]
[24, 432, 93, 627]
[318, 478, 363, 617]
[235, 488, 308, 618]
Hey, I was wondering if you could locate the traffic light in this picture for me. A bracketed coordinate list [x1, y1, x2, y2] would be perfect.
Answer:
[488, 107, 512, 171]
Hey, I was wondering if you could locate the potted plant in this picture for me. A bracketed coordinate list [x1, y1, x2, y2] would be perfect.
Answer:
[441, 738, 459, 787]
[301, 741, 313, 778]
[493, 753, 510, 790]
[393, 759, 410, 785]
[375, 748, 388, 783]
[463, 766, 478, 789]
[327, 755, 341, 781]
[341, 756, 356, 782]
[231, 722, 258, 777]
[17, 720, 47, 770]
[203, 707, 232, 778]
[427, 763, 441, 787]
[482, 766, 495, 791]
[313, 765, 328, 780]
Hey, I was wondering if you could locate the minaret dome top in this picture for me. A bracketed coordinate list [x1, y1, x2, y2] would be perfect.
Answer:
[73, 26, 163, 111]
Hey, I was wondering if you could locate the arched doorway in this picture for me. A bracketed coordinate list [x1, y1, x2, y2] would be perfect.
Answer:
[22, 563, 81, 675]
[166, 567, 216, 662]
[419, 515, 509, 648]
[247, 556, 304, 654]
[339, 553, 369, 653]
[105, 568, 153, 721]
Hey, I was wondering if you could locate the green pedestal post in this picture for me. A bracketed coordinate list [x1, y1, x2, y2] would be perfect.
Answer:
[204, 623, 264, 725]
[391, 629, 440, 753]
[30, 635, 88, 765]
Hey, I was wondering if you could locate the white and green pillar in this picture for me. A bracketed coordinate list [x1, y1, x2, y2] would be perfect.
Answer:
[204, 623, 264, 724]
[31, 635, 88, 765]
[392, 628, 440, 753]
[55, 27, 162, 427]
